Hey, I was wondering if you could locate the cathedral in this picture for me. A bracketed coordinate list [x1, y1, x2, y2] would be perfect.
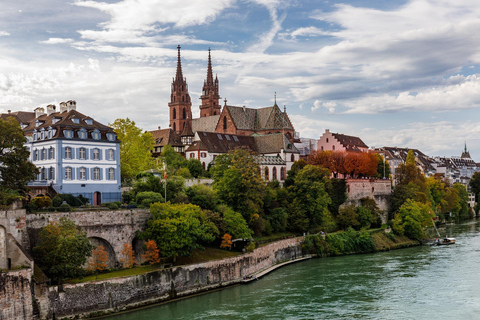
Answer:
[150, 46, 300, 179]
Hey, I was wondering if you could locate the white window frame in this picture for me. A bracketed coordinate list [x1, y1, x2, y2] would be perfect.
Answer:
[65, 147, 72, 159]
[80, 167, 86, 180]
[93, 148, 99, 160]
[108, 149, 114, 160]
[94, 168, 100, 180]
[79, 148, 86, 160]
[65, 167, 72, 180]
[108, 168, 115, 180]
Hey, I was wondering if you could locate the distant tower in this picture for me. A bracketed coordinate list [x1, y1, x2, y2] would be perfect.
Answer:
[199, 48, 221, 117]
[169, 45, 192, 134]
[461, 141, 471, 159]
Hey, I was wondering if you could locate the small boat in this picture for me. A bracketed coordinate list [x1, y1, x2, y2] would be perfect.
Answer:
[434, 237, 456, 246]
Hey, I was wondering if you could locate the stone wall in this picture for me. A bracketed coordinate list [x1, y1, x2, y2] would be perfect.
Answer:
[0, 269, 34, 320]
[0, 227, 6, 270]
[0, 210, 30, 252]
[41, 237, 303, 319]
[345, 179, 392, 223]
[27, 209, 151, 266]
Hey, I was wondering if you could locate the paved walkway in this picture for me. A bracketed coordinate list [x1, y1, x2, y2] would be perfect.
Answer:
[242, 255, 312, 283]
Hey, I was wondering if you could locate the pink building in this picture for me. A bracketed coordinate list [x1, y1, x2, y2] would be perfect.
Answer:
[317, 129, 368, 153]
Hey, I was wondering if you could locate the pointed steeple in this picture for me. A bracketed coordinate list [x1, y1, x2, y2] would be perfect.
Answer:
[175, 45, 184, 82]
[169, 45, 192, 135]
[200, 48, 221, 117]
[461, 141, 471, 159]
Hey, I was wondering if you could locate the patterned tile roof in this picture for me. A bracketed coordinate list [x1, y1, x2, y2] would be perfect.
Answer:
[225, 104, 294, 131]
[192, 115, 220, 132]
[254, 155, 285, 165]
[0, 111, 35, 125]
[254, 133, 299, 154]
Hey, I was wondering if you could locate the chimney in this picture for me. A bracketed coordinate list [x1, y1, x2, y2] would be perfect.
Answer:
[158, 126, 161, 130]
[46, 104, 56, 116]
[243, 106, 246, 112]
[34, 107, 45, 118]
[66, 100, 76, 112]
[7, 110, 10, 114]
[325, 129, 330, 134]
[59, 102, 67, 113]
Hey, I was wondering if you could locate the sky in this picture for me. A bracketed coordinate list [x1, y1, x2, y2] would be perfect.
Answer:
[1, 0, 480, 159]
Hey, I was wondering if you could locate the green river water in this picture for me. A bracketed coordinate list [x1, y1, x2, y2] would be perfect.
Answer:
[105, 220, 480, 319]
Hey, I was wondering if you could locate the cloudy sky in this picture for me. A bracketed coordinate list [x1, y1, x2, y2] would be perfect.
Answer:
[1, 0, 479, 159]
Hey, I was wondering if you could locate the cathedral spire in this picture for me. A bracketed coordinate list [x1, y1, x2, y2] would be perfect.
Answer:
[175, 45, 184, 82]
[199, 48, 221, 117]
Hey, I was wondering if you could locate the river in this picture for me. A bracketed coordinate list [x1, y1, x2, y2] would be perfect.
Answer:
[105, 220, 480, 319]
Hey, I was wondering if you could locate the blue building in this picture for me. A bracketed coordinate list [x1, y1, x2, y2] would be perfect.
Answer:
[15, 100, 121, 205]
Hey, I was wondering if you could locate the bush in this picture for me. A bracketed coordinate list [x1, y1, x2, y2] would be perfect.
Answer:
[136, 191, 164, 208]
[52, 194, 83, 207]
[303, 228, 376, 256]
[245, 241, 255, 252]
[177, 167, 192, 179]
[122, 191, 135, 204]
[32, 196, 52, 209]
[106, 202, 120, 210]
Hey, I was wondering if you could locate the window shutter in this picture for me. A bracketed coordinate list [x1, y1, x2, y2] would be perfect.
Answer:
[77, 168, 80, 179]
[99, 168, 103, 180]
[62, 147, 66, 159]
[85, 148, 89, 160]
[71, 148, 75, 159]
[52, 148, 55, 160]
[76, 148, 80, 159]
[90, 149, 94, 159]
[71, 167, 75, 180]
[51, 167, 55, 180]
[99, 149, 102, 160]
[91, 168, 94, 179]
[85, 168, 89, 180]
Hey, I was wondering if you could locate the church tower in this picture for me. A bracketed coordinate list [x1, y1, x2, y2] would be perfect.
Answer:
[199, 48, 221, 117]
[169, 45, 192, 134]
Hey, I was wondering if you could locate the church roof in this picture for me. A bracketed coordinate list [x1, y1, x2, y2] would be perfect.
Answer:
[0, 111, 35, 125]
[254, 133, 299, 154]
[192, 115, 220, 132]
[254, 155, 285, 165]
[224, 104, 294, 131]
[186, 131, 256, 153]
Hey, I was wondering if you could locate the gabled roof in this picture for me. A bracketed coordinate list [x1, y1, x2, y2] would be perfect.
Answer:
[224, 104, 294, 131]
[150, 128, 183, 147]
[23, 109, 110, 133]
[254, 133, 299, 154]
[331, 132, 368, 151]
[186, 131, 256, 153]
[192, 115, 220, 132]
[0, 111, 35, 125]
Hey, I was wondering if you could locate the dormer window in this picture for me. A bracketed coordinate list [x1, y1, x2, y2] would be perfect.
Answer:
[92, 130, 101, 140]
[85, 119, 93, 125]
[72, 118, 79, 124]
[63, 130, 73, 139]
[107, 133, 116, 141]
[78, 129, 87, 139]
[52, 117, 60, 124]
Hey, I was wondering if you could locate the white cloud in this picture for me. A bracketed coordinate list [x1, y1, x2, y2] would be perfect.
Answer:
[312, 100, 336, 113]
[289, 114, 346, 139]
[40, 38, 74, 44]
[0, 31, 10, 36]
[279, 26, 330, 40]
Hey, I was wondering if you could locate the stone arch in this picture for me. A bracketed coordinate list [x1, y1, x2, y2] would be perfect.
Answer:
[132, 237, 145, 265]
[89, 237, 116, 268]
[0, 225, 7, 270]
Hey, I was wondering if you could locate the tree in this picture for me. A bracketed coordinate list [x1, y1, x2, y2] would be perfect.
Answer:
[395, 150, 425, 187]
[211, 148, 265, 224]
[161, 145, 187, 171]
[392, 199, 433, 240]
[142, 203, 218, 260]
[326, 178, 347, 217]
[337, 204, 359, 230]
[119, 243, 136, 269]
[110, 118, 155, 183]
[469, 172, 480, 202]
[220, 233, 232, 249]
[218, 205, 253, 239]
[0, 117, 38, 191]
[374, 153, 391, 179]
[186, 159, 203, 178]
[87, 245, 108, 279]
[453, 183, 471, 221]
[142, 239, 161, 265]
[289, 165, 332, 231]
[284, 159, 307, 187]
[33, 217, 93, 283]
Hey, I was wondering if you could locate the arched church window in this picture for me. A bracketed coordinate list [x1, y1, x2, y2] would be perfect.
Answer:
[291, 154, 295, 162]
[264, 167, 269, 181]
[173, 108, 176, 119]
[183, 108, 186, 119]
[273, 167, 277, 181]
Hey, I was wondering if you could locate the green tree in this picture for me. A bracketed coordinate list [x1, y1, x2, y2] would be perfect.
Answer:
[395, 150, 425, 187]
[453, 183, 470, 221]
[142, 203, 218, 260]
[289, 165, 332, 231]
[337, 204, 359, 230]
[392, 199, 433, 240]
[161, 145, 187, 171]
[186, 184, 219, 211]
[374, 153, 391, 179]
[186, 159, 203, 178]
[0, 117, 37, 191]
[33, 217, 93, 283]
[110, 118, 155, 183]
[211, 148, 265, 224]
[217, 205, 253, 239]
[284, 159, 307, 187]
[326, 178, 347, 217]
[469, 172, 480, 202]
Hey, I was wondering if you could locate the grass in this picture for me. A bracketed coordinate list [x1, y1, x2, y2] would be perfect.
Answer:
[372, 231, 419, 251]
[65, 247, 243, 284]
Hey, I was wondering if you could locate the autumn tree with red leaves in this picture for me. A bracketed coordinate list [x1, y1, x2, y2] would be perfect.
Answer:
[119, 243, 136, 269]
[220, 233, 232, 249]
[308, 151, 378, 178]
[87, 245, 108, 279]
[142, 239, 161, 265]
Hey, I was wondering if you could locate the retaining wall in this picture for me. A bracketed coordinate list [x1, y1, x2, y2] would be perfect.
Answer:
[0, 269, 34, 320]
[344, 179, 391, 223]
[41, 237, 303, 319]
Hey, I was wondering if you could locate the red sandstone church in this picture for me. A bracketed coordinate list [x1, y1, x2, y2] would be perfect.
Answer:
[150, 46, 300, 180]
